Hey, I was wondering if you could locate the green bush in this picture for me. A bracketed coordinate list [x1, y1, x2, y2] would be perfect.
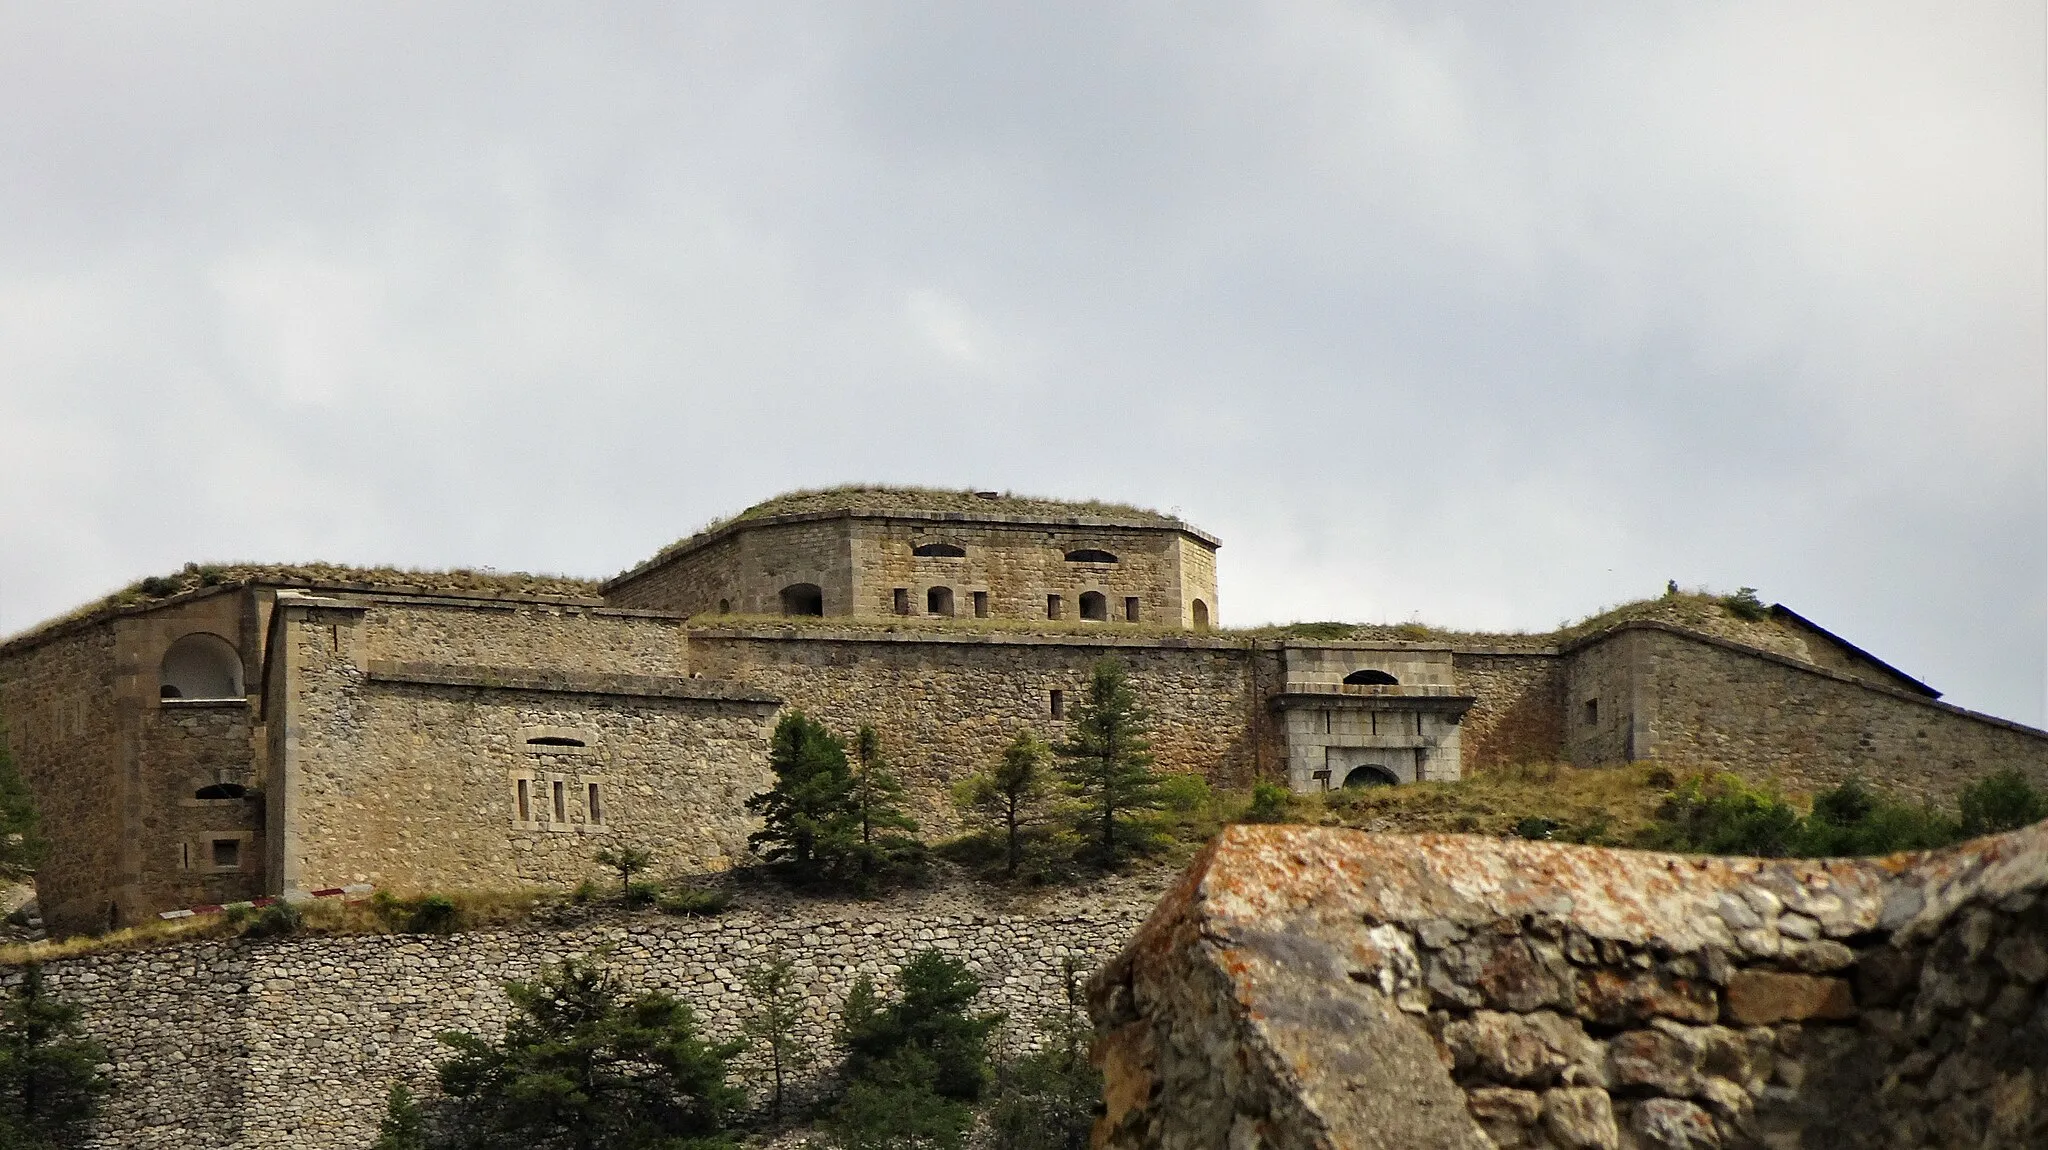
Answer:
[1513, 816, 1559, 841]
[1720, 587, 1769, 621]
[830, 950, 1002, 1150]
[0, 967, 112, 1147]
[240, 901, 304, 939]
[1959, 769, 2048, 837]
[1241, 781, 1293, 824]
[1644, 774, 1972, 858]
[404, 895, 460, 935]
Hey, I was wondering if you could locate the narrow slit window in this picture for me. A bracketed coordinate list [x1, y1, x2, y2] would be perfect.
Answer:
[552, 780, 566, 823]
[586, 782, 603, 825]
[973, 591, 988, 618]
[1583, 699, 1599, 726]
[1050, 689, 1064, 718]
[180, 842, 191, 870]
[517, 778, 531, 822]
[1124, 597, 1140, 622]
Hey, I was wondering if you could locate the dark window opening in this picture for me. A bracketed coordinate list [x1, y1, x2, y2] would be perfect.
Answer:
[1583, 699, 1599, 726]
[194, 783, 248, 800]
[973, 590, 989, 618]
[1343, 766, 1399, 789]
[1047, 594, 1064, 620]
[587, 782, 603, 825]
[717, 599, 731, 614]
[1079, 591, 1108, 621]
[1050, 689, 1064, 718]
[211, 839, 241, 869]
[1124, 597, 1141, 622]
[1344, 669, 1400, 686]
[1063, 549, 1119, 564]
[160, 685, 183, 699]
[527, 735, 586, 748]
[779, 583, 824, 616]
[927, 586, 955, 616]
[1192, 599, 1210, 629]
[517, 778, 531, 822]
[894, 587, 911, 615]
[552, 780, 567, 822]
[913, 542, 967, 558]
[180, 843, 191, 870]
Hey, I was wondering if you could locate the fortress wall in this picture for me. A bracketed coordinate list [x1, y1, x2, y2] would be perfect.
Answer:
[1451, 651, 1566, 772]
[1172, 536, 1218, 627]
[138, 700, 264, 913]
[359, 598, 693, 677]
[1624, 627, 2048, 804]
[849, 521, 1191, 624]
[275, 605, 774, 893]
[686, 631, 1265, 830]
[608, 520, 855, 618]
[0, 627, 126, 936]
[45, 877, 1170, 1150]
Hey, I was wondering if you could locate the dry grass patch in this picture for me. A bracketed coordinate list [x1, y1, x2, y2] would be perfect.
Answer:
[1304, 761, 1678, 844]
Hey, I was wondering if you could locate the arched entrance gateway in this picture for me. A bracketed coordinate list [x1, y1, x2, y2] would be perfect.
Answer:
[1343, 764, 1400, 788]
[779, 583, 824, 616]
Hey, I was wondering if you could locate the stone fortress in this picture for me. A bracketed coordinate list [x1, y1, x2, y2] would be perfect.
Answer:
[2, 485, 2045, 938]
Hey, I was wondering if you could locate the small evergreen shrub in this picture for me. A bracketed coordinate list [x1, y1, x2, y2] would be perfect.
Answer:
[240, 901, 304, 939]
[656, 887, 731, 917]
[1720, 587, 1769, 621]
[1959, 769, 2048, 837]
[1241, 781, 1293, 824]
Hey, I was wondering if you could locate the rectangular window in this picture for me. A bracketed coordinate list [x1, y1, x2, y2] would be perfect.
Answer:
[1124, 597, 1140, 622]
[517, 778, 531, 822]
[587, 782, 603, 825]
[1584, 699, 1599, 726]
[553, 779, 567, 823]
[973, 590, 989, 618]
[894, 588, 911, 615]
[1050, 689, 1064, 718]
[1047, 594, 1063, 620]
[212, 839, 240, 870]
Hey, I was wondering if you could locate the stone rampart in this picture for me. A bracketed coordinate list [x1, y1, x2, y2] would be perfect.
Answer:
[37, 875, 1171, 1149]
[686, 628, 1270, 829]
[1089, 823, 2047, 1149]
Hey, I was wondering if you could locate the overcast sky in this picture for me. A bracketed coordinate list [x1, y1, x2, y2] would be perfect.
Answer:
[2, 3, 2042, 724]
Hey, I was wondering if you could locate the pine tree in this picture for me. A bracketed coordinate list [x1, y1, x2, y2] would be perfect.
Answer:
[846, 726, 919, 881]
[738, 952, 812, 1121]
[953, 730, 1054, 876]
[745, 712, 856, 881]
[0, 966, 111, 1149]
[592, 844, 653, 906]
[829, 950, 1002, 1150]
[371, 1083, 428, 1150]
[1053, 660, 1164, 865]
[436, 954, 743, 1150]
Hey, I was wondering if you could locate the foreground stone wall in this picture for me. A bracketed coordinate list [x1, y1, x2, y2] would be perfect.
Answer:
[37, 875, 1170, 1149]
[1090, 823, 2047, 1150]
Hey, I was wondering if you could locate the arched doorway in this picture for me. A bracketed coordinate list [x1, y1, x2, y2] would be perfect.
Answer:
[159, 633, 243, 700]
[1192, 599, 1210, 629]
[779, 583, 824, 616]
[1343, 765, 1399, 788]
[1078, 591, 1108, 621]
[926, 586, 955, 617]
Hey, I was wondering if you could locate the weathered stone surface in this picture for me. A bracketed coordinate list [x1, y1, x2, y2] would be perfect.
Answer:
[1542, 1086, 1620, 1150]
[1722, 970, 1855, 1026]
[1088, 822, 2047, 1150]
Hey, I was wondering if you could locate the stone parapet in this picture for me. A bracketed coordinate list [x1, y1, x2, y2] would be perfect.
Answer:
[1088, 823, 2047, 1149]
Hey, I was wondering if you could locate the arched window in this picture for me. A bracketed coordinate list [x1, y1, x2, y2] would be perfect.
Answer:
[913, 543, 966, 558]
[1344, 669, 1400, 686]
[716, 599, 731, 614]
[159, 633, 242, 700]
[1064, 549, 1118, 564]
[1078, 591, 1108, 621]
[1343, 765, 1399, 788]
[926, 586, 955, 617]
[1192, 600, 1210, 629]
[193, 782, 248, 800]
[779, 583, 824, 616]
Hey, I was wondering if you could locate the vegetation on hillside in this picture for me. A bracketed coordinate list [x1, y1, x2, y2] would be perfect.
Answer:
[0, 966, 111, 1149]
